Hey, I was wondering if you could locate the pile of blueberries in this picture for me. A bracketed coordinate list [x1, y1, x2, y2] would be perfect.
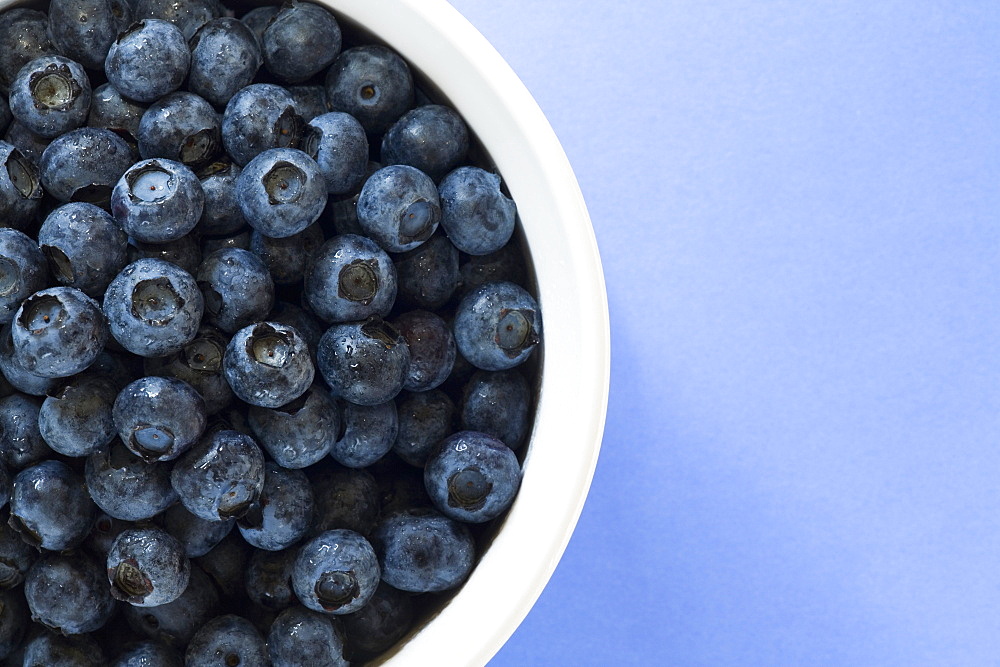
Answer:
[0, 0, 543, 664]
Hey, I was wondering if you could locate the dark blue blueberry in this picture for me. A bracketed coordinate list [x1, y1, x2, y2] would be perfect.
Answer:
[127, 233, 202, 276]
[12, 286, 108, 378]
[0, 228, 46, 322]
[25, 551, 115, 634]
[307, 464, 380, 537]
[221, 83, 303, 167]
[161, 503, 233, 558]
[0, 327, 58, 396]
[170, 428, 265, 522]
[250, 221, 324, 285]
[393, 232, 460, 310]
[453, 280, 541, 371]
[237, 147, 327, 238]
[457, 240, 527, 295]
[0, 521, 37, 588]
[393, 390, 455, 468]
[325, 45, 414, 136]
[196, 159, 246, 236]
[371, 507, 474, 593]
[4, 120, 50, 165]
[330, 399, 397, 470]
[304, 234, 397, 324]
[8, 55, 91, 139]
[245, 547, 296, 611]
[0, 142, 42, 231]
[122, 563, 219, 647]
[290, 85, 329, 122]
[85, 439, 178, 520]
[22, 632, 106, 666]
[38, 202, 129, 297]
[303, 111, 368, 195]
[223, 321, 314, 408]
[9, 459, 96, 550]
[240, 5, 278, 45]
[357, 164, 441, 252]
[112, 641, 183, 667]
[39, 374, 118, 457]
[196, 247, 275, 334]
[38, 126, 137, 206]
[103, 258, 205, 357]
[393, 309, 456, 392]
[137, 92, 221, 168]
[0, 9, 56, 94]
[188, 17, 262, 108]
[87, 83, 147, 144]
[113, 375, 207, 462]
[268, 605, 349, 667]
[143, 325, 233, 416]
[262, 1, 341, 84]
[292, 529, 379, 614]
[247, 384, 339, 469]
[462, 369, 531, 450]
[105, 19, 190, 104]
[267, 301, 323, 360]
[238, 462, 314, 551]
[439, 166, 517, 255]
[0, 586, 27, 659]
[381, 105, 469, 181]
[107, 526, 190, 606]
[0, 396, 50, 473]
[193, 531, 250, 600]
[47, 0, 132, 71]
[111, 158, 205, 243]
[134, 0, 223, 39]
[317, 317, 410, 406]
[424, 430, 521, 523]
[341, 582, 414, 661]
[184, 614, 267, 667]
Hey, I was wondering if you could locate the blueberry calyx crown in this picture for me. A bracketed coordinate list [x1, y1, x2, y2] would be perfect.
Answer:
[495, 308, 538, 356]
[180, 129, 219, 168]
[0, 257, 20, 297]
[28, 63, 81, 111]
[247, 323, 293, 369]
[127, 163, 175, 204]
[398, 199, 439, 245]
[184, 336, 223, 373]
[216, 481, 259, 520]
[110, 558, 154, 603]
[263, 161, 305, 205]
[5, 150, 42, 200]
[40, 245, 74, 283]
[131, 278, 184, 326]
[314, 570, 360, 611]
[273, 107, 304, 148]
[18, 294, 66, 334]
[361, 316, 401, 348]
[130, 425, 176, 460]
[447, 467, 493, 510]
[338, 259, 379, 304]
[7, 514, 41, 548]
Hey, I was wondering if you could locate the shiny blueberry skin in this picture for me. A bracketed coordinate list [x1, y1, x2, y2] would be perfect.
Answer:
[292, 529, 379, 615]
[87, 83, 147, 144]
[107, 525, 191, 606]
[439, 166, 517, 255]
[305, 234, 397, 324]
[8, 54, 91, 139]
[113, 375, 207, 462]
[0, 586, 27, 659]
[85, 439, 178, 520]
[0, 325, 57, 397]
[268, 605, 349, 667]
[462, 369, 531, 450]
[394, 232, 460, 311]
[307, 464, 381, 537]
[303, 111, 368, 196]
[382, 105, 469, 181]
[22, 632, 106, 666]
[196, 159, 245, 236]
[394, 309, 456, 392]
[12, 286, 108, 378]
[237, 147, 327, 238]
[221, 83, 303, 167]
[0, 142, 42, 231]
[0, 9, 56, 94]
[453, 280, 541, 371]
[39, 374, 117, 457]
[245, 547, 296, 611]
[424, 430, 521, 523]
[0, 229, 46, 322]
[394, 390, 455, 468]
[105, 20, 190, 104]
[128, 233, 203, 276]
[0, 393, 48, 469]
[250, 221, 324, 286]
[10, 459, 96, 550]
[325, 45, 414, 135]
[341, 582, 414, 661]
[25, 551, 115, 634]
[122, 563, 219, 647]
[372, 507, 475, 593]
[112, 641, 183, 667]
[223, 321, 314, 408]
[161, 503, 233, 558]
[103, 258, 205, 357]
[188, 17, 262, 108]
[47, 0, 132, 70]
[357, 164, 441, 253]
[238, 462, 314, 551]
[0, 521, 37, 588]
[317, 317, 410, 406]
[331, 399, 398, 469]
[185, 614, 268, 667]
[38, 202, 128, 297]
[247, 384, 339, 469]
[137, 92, 221, 169]
[134, 0, 223, 39]
[262, 1, 341, 84]
[171, 428, 266, 522]
[38, 126, 137, 206]
[111, 158, 205, 243]
[143, 324, 233, 416]
[196, 247, 275, 334]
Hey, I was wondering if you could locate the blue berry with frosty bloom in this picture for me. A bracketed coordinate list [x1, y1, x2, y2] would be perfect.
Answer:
[12, 286, 107, 378]
[222, 321, 314, 409]
[357, 164, 440, 253]
[105, 20, 190, 104]
[292, 529, 380, 614]
[38, 202, 128, 298]
[8, 54, 91, 139]
[108, 525, 190, 607]
[113, 375, 207, 462]
[111, 158, 205, 244]
[453, 280, 541, 371]
[305, 234, 397, 324]
[237, 147, 327, 238]
[439, 166, 517, 255]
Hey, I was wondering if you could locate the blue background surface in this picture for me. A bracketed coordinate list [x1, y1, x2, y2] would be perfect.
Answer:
[447, 1, 1000, 665]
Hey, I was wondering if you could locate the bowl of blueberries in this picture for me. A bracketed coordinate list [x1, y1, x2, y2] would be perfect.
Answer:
[0, 0, 609, 664]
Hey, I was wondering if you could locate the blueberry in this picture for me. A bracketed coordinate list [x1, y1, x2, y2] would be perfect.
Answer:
[262, 1, 341, 84]
[171, 428, 265, 522]
[196, 247, 275, 334]
[247, 384, 339, 469]
[0, 586, 27, 659]
[221, 83, 303, 167]
[128, 233, 202, 276]
[0, 142, 42, 231]
[21, 632, 106, 667]
[196, 159, 245, 236]
[393, 232, 460, 310]
[302, 111, 368, 196]
[113, 375, 207, 462]
[103, 258, 205, 357]
[39, 126, 137, 206]
[87, 83, 147, 144]
[122, 563, 219, 647]
[8, 55, 91, 139]
[317, 317, 410, 406]
[394, 309, 456, 392]
[382, 105, 469, 181]
[85, 439, 178, 520]
[245, 547, 296, 611]
[38, 202, 129, 297]
[461, 369, 531, 450]
[330, 399, 398, 469]
[0, 9, 56, 94]
[340, 582, 414, 661]
[453, 280, 541, 371]
[39, 374, 118, 457]
[143, 325, 233, 415]
[188, 17, 262, 108]
[292, 529, 379, 614]
[236, 147, 327, 239]
[304, 234, 397, 324]
[137, 92, 221, 168]
[111, 158, 205, 243]
[9, 459, 96, 550]
[161, 503, 233, 558]
[250, 221, 324, 285]
[223, 321, 314, 408]
[0, 521, 37, 588]
[267, 301, 323, 360]
[439, 166, 517, 255]
[25, 551, 115, 634]
[112, 640, 183, 667]
[4, 120, 50, 165]
[0, 228, 47, 322]
[47, 0, 132, 71]
[134, 0, 223, 39]
[357, 164, 441, 252]
[107, 525, 190, 606]
[325, 45, 414, 136]
[394, 390, 455, 468]
[371, 507, 475, 593]
[0, 327, 58, 397]
[105, 19, 190, 104]
[307, 464, 380, 537]
[424, 430, 521, 523]
[289, 85, 329, 122]
[268, 605, 349, 667]
[238, 462, 314, 551]
[12, 286, 108, 378]
[185, 614, 268, 667]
